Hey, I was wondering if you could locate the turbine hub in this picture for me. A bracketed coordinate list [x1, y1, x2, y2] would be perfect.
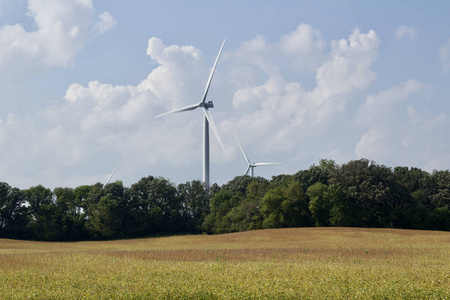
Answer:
[205, 101, 214, 109]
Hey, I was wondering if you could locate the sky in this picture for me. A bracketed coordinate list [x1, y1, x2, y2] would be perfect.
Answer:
[0, 0, 449, 189]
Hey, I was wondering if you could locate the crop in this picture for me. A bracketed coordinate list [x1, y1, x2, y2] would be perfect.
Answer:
[1, 228, 449, 299]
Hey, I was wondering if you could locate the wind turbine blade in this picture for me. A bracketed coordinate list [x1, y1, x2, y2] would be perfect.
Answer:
[245, 166, 251, 176]
[235, 134, 251, 165]
[104, 163, 120, 187]
[253, 162, 284, 166]
[154, 103, 200, 118]
[201, 39, 226, 104]
[202, 107, 227, 155]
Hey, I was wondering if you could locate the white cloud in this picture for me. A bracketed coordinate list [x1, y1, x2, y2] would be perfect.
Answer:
[0, 38, 218, 188]
[395, 26, 417, 41]
[224, 27, 381, 173]
[229, 23, 326, 89]
[439, 39, 450, 73]
[1, 22, 449, 189]
[278, 23, 327, 72]
[94, 12, 117, 35]
[230, 27, 379, 137]
[356, 79, 425, 124]
[315, 28, 379, 98]
[355, 80, 449, 171]
[138, 37, 209, 109]
[355, 128, 384, 159]
[0, 0, 115, 85]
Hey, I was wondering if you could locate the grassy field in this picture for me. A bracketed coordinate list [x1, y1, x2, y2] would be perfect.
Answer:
[1, 227, 449, 299]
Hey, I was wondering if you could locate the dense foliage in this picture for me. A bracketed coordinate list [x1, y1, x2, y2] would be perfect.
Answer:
[1, 159, 449, 241]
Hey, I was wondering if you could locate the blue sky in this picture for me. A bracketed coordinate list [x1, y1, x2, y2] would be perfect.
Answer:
[0, 0, 449, 189]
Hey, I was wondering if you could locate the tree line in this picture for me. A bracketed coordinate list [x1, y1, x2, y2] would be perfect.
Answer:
[1, 159, 449, 241]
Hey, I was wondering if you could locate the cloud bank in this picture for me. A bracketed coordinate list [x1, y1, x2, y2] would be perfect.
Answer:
[0, 11, 448, 188]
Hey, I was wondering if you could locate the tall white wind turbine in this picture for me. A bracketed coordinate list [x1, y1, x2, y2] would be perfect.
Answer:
[235, 134, 283, 177]
[155, 40, 227, 191]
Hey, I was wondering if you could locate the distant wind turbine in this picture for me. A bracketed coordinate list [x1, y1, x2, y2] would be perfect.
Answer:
[155, 40, 227, 191]
[235, 134, 283, 177]
[103, 163, 120, 187]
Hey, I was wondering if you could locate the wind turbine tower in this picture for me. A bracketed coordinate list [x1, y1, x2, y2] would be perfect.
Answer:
[155, 40, 227, 191]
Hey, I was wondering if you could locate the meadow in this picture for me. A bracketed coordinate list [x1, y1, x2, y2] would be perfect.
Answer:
[1, 227, 449, 299]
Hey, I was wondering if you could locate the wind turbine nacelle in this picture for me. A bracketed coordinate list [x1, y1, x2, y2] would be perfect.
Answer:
[205, 101, 214, 109]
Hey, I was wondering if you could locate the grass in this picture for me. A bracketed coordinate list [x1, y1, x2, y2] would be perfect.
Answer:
[0, 227, 449, 299]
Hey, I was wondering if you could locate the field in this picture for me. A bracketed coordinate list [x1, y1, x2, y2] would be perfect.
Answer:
[1, 228, 449, 299]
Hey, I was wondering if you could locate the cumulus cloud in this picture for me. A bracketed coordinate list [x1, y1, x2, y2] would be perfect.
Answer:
[61, 62, 208, 168]
[355, 80, 449, 171]
[439, 39, 450, 73]
[94, 12, 117, 34]
[0, 38, 219, 188]
[0, 0, 115, 84]
[355, 128, 384, 160]
[138, 37, 206, 105]
[1, 22, 449, 188]
[278, 23, 327, 72]
[229, 24, 326, 90]
[395, 26, 417, 41]
[315, 28, 379, 99]
[356, 79, 425, 124]
[228, 27, 380, 146]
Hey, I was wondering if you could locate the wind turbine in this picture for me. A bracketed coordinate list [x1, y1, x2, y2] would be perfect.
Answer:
[103, 163, 120, 187]
[155, 40, 227, 191]
[235, 134, 283, 177]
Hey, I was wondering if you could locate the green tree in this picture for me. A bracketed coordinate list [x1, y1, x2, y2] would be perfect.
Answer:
[429, 170, 450, 209]
[74, 185, 92, 212]
[25, 185, 58, 240]
[326, 184, 350, 226]
[392, 167, 429, 229]
[0, 182, 29, 239]
[293, 163, 331, 192]
[261, 187, 285, 228]
[259, 181, 313, 229]
[177, 180, 209, 232]
[306, 182, 350, 227]
[202, 189, 243, 234]
[426, 207, 450, 231]
[85, 181, 129, 239]
[306, 183, 331, 227]
[283, 181, 313, 227]
[53, 187, 87, 241]
[222, 176, 268, 197]
[270, 174, 294, 189]
[128, 176, 182, 235]
[335, 159, 412, 228]
[424, 170, 450, 230]
[219, 181, 269, 232]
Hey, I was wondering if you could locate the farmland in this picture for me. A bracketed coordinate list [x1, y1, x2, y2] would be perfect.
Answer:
[1, 228, 449, 299]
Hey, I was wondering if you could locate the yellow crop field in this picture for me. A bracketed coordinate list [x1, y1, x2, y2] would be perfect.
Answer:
[1, 228, 449, 299]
